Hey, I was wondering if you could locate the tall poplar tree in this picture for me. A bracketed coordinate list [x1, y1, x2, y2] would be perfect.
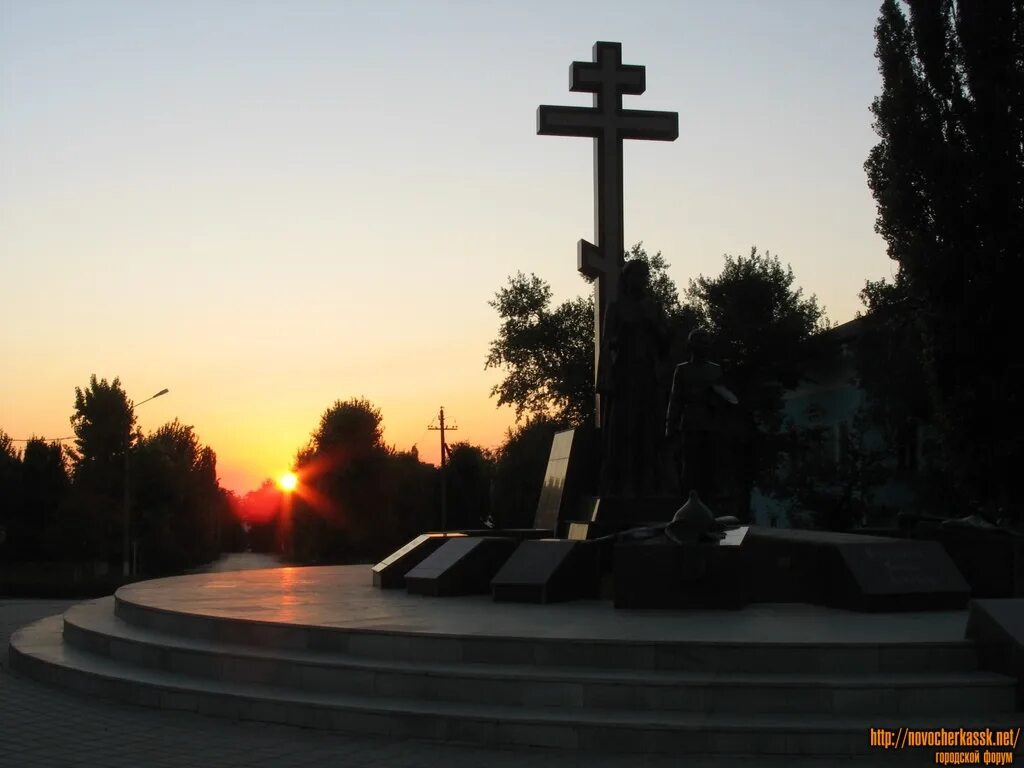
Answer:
[865, 0, 1024, 512]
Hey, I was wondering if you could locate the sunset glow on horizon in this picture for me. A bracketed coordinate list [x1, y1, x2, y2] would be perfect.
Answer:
[2, 1, 895, 495]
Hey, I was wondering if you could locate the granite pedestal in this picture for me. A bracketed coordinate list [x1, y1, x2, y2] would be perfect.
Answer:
[614, 527, 749, 609]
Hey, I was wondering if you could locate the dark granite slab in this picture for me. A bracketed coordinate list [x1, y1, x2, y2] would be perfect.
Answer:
[534, 427, 599, 533]
[836, 539, 970, 610]
[491, 539, 600, 603]
[744, 527, 969, 611]
[371, 533, 465, 589]
[404, 537, 518, 597]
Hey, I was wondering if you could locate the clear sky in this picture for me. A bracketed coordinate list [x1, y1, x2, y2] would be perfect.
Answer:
[1, 0, 894, 494]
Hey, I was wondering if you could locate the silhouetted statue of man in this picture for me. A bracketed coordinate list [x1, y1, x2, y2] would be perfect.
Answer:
[597, 260, 669, 496]
[665, 329, 738, 512]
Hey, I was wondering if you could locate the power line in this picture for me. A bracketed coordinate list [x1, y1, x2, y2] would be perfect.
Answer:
[8, 435, 75, 442]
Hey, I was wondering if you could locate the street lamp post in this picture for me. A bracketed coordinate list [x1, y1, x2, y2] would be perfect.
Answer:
[123, 388, 169, 578]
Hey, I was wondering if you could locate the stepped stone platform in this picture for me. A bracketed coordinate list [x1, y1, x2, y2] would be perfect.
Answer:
[9, 565, 1023, 757]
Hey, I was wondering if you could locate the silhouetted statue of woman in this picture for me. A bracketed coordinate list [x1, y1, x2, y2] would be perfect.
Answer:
[597, 260, 669, 496]
[665, 329, 738, 512]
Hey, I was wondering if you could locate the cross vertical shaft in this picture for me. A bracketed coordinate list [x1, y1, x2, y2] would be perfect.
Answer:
[538, 42, 678, 426]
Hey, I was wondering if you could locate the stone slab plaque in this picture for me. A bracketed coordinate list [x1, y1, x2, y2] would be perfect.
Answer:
[404, 537, 518, 597]
[835, 540, 970, 611]
[534, 430, 575, 531]
[743, 527, 969, 610]
[491, 539, 600, 603]
[533, 427, 599, 533]
[371, 533, 465, 589]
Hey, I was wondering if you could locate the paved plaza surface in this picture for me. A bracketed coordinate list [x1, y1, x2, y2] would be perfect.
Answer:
[0, 555, 962, 767]
[117, 563, 971, 645]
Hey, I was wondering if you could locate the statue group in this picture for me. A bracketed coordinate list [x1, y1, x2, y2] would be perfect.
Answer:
[538, 42, 742, 525]
[598, 261, 741, 521]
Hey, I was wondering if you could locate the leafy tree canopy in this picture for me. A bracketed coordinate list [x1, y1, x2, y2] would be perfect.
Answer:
[69, 375, 135, 475]
[305, 397, 385, 462]
[865, 0, 1024, 508]
[686, 247, 830, 428]
[444, 442, 494, 531]
[485, 244, 681, 427]
[133, 419, 223, 572]
[290, 398, 437, 564]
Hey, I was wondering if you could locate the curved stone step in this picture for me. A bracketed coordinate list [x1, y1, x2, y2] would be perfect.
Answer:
[112, 592, 981, 675]
[13, 615, 1023, 756]
[62, 598, 1016, 716]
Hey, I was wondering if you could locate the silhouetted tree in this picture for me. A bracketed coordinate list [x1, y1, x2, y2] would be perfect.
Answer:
[66, 375, 135, 560]
[1, 381, 234, 574]
[684, 248, 830, 518]
[865, 0, 1024, 512]
[486, 245, 825, 519]
[0, 431, 20, 557]
[386, 448, 439, 540]
[291, 398, 438, 563]
[445, 442, 494, 530]
[69, 375, 135, 491]
[17, 439, 70, 559]
[783, 406, 891, 531]
[486, 244, 689, 427]
[687, 248, 830, 432]
[216, 489, 246, 553]
[486, 273, 592, 426]
[238, 479, 283, 553]
[131, 420, 223, 574]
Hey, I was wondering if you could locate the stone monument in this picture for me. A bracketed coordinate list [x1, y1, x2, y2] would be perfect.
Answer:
[665, 328, 739, 514]
[371, 42, 973, 613]
[538, 41, 678, 428]
[597, 259, 670, 496]
[537, 41, 681, 537]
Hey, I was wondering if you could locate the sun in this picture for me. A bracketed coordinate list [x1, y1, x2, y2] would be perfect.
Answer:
[278, 471, 298, 493]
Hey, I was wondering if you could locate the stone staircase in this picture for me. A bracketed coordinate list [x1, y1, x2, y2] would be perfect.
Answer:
[9, 589, 1022, 756]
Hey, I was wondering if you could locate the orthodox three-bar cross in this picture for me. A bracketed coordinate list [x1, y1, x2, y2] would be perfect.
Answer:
[538, 41, 678, 427]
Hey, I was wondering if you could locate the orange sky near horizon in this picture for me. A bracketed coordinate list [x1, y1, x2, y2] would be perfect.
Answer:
[2, 1, 896, 495]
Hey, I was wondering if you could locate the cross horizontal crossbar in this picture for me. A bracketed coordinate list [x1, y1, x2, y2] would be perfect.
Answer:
[537, 105, 678, 141]
[570, 61, 646, 95]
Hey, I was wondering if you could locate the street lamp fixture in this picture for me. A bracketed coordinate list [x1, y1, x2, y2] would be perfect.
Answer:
[123, 387, 169, 577]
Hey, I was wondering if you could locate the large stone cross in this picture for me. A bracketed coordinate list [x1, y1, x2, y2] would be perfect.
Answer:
[538, 41, 678, 427]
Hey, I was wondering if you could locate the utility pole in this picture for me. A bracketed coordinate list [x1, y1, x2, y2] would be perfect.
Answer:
[427, 406, 457, 531]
